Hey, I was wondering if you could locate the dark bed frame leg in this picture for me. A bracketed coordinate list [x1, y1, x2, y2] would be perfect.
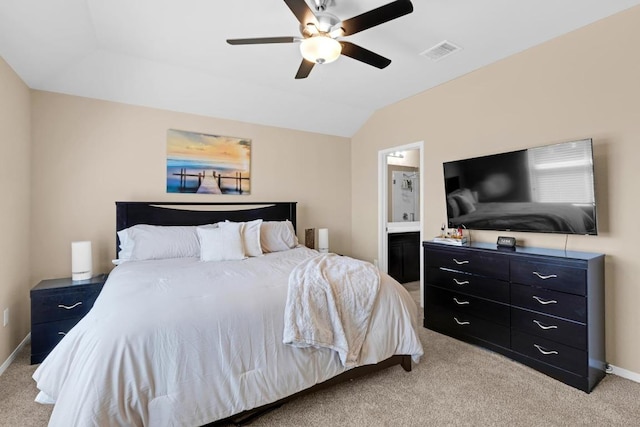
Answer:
[401, 355, 412, 372]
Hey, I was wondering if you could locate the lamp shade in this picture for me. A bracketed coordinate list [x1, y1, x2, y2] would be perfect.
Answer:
[318, 228, 329, 253]
[71, 241, 93, 281]
[300, 36, 341, 64]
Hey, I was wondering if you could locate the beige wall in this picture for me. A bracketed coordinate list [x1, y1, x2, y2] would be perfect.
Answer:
[0, 57, 31, 363]
[30, 92, 351, 282]
[352, 6, 640, 373]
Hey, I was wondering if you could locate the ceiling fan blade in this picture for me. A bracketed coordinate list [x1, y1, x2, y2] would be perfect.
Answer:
[295, 59, 315, 79]
[227, 37, 297, 45]
[340, 0, 414, 36]
[284, 0, 320, 27]
[339, 42, 391, 69]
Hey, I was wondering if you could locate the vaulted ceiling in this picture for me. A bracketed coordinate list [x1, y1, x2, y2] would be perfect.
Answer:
[1, 1, 638, 137]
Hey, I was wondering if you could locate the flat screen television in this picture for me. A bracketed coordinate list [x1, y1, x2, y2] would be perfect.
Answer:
[443, 138, 598, 235]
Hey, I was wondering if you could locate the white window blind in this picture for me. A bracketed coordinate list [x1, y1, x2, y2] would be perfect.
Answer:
[527, 140, 595, 204]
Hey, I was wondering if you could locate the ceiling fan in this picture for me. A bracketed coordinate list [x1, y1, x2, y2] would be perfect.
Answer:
[226, 0, 414, 79]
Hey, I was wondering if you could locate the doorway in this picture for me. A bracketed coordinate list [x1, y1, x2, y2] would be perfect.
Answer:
[378, 141, 424, 306]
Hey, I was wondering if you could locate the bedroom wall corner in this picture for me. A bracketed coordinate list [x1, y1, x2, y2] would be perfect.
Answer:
[29, 92, 352, 283]
[350, 6, 640, 374]
[0, 56, 32, 366]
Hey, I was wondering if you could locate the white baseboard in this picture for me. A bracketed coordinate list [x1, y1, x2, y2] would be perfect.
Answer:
[609, 364, 640, 383]
[0, 333, 31, 377]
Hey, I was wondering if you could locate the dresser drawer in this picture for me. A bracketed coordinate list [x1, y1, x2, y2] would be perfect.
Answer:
[512, 330, 587, 377]
[425, 304, 510, 348]
[425, 285, 509, 326]
[31, 287, 101, 324]
[511, 283, 586, 323]
[511, 308, 586, 350]
[511, 259, 586, 295]
[426, 267, 509, 303]
[425, 247, 509, 280]
[31, 317, 81, 356]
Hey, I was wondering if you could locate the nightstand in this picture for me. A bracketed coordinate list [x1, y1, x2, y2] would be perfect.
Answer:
[30, 274, 108, 364]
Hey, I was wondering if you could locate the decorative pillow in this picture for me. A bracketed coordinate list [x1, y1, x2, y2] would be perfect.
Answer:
[260, 220, 298, 253]
[221, 219, 263, 257]
[446, 196, 461, 218]
[197, 223, 246, 261]
[117, 224, 201, 261]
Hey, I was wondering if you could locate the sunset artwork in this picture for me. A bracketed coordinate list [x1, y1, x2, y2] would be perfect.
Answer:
[166, 129, 251, 194]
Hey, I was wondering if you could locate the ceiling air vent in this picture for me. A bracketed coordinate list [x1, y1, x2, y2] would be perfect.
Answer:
[420, 40, 462, 61]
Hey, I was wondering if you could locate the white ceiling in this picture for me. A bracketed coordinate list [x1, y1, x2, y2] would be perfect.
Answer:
[1, 0, 639, 137]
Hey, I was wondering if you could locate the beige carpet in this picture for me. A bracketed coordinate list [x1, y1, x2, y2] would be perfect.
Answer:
[1, 282, 638, 426]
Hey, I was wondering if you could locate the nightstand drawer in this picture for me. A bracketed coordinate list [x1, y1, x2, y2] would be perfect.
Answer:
[426, 267, 509, 303]
[31, 288, 101, 324]
[511, 283, 586, 323]
[512, 330, 587, 377]
[31, 317, 81, 356]
[511, 259, 586, 295]
[425, 286, 509, 326]
[511, 308, 587, 350]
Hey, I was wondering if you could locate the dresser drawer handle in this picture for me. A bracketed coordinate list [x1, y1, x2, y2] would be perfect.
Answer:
[453, 259, 469, 265]
[453, 278, 470, 285]
[532, 271, 558, 280]
[58, 302, 82, 310]
[453, 317, 470, 325]
[533, 320, 558, 330]
[58, 332, 66, 336]
[534, 344, 558, 355]
[453, 298, 470, 305]
[532, 296, 557, 305]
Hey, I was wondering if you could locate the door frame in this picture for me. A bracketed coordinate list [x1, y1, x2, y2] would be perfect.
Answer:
[378, 141, 425, 305]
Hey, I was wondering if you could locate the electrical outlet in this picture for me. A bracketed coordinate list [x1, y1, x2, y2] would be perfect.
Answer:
[3, 308, 8, 327]
[373, 259, 379, 267]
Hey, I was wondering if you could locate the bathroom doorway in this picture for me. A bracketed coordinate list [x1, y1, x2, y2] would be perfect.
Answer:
[378, 141, 424, 304]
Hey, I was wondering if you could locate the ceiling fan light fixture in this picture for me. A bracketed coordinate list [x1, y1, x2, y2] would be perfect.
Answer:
[300, 35, 341, 64]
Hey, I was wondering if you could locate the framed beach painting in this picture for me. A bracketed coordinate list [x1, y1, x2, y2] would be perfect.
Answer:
[166, 129, 251, 195]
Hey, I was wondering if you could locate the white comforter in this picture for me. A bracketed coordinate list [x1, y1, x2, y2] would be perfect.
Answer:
[33, 247, 423, 426]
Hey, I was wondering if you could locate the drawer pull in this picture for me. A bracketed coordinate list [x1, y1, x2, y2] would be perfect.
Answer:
[534, 344, 558, 355]
[453, 298, 470, 305]
[453, 317, 470, 325]
[532, 271, 558, 280]
[532, 296, 557, 305]
[453, 259, 469, 265]
[58, 302, 82, 310]
[533, 320, 558, 330]
[453, 278, 470, 285]
[58, 332, 66, 336]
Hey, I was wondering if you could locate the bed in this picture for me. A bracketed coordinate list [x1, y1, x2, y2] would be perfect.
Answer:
[33, 202, 423, 426]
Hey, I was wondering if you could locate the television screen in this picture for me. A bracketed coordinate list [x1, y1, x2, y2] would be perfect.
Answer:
[443, 139, 598, 235]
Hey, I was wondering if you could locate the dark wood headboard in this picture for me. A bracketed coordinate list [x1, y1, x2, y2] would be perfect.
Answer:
[115, 202, 297, 254]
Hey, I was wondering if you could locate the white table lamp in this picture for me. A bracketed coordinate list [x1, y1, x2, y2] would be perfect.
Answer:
[318, 228, 329, 253]
[71, 241, 93, 281]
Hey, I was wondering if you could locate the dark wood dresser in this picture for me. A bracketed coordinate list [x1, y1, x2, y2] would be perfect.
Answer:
[30, 274, 107, 364]
[423, 241, 605, 392]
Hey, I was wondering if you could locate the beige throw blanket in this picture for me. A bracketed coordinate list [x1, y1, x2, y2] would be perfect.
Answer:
[283, 253, 380, 367]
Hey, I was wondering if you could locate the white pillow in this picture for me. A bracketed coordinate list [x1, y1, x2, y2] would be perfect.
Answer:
[197, 223, 246, 261]
[222, 219, 263, 257]
[260, 220, 298, 253]
[117, 224, 201, 261]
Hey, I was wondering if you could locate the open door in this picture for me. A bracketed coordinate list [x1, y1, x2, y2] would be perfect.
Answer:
[378, 142, 424, 305]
